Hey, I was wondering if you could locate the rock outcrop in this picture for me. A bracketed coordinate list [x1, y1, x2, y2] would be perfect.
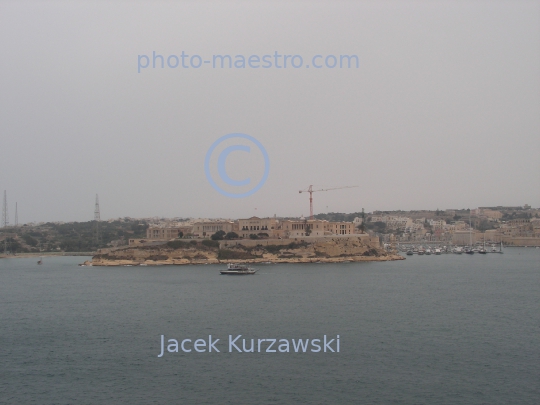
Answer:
[86, 236, 403, 266]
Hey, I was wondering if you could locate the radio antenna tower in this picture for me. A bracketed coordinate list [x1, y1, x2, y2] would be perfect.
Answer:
[2, 191, 8, 228]
[94, 194, 101, 245]
[15, 202, 18, 227]
[2, 191, 8, 254]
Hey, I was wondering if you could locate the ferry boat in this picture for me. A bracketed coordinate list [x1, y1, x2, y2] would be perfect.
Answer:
[220, 263, 257, 275]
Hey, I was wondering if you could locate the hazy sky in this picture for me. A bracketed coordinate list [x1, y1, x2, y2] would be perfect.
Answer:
[1, 1, 539, 223]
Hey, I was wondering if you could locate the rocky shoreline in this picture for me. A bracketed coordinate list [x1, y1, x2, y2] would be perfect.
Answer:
[83, 254, 404, 267]
[83, 236, 404, 267]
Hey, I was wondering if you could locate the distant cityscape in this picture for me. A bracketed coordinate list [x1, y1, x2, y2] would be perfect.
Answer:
[2, 203, 538, 255]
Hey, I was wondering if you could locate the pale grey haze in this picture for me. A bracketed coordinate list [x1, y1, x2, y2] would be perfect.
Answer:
[1, 1, 539, 223]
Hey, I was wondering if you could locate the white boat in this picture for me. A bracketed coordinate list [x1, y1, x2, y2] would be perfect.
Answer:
[479, 236, 487, 254]
[434, 248, 441, 255]
[220, 263, 257, 275]
[465, 213, 474, 254]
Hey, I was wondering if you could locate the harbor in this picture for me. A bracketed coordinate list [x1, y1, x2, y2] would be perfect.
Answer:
[395, 242, 506, 255]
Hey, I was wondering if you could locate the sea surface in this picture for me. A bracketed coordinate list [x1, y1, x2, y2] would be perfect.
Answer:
[1, 249, 539, 405]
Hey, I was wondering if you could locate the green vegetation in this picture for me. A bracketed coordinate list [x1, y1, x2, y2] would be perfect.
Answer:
[167, 240, 189, 249]
[264, 244, 283, 254]
[217, 249, 260, 260]
[0, 219, 149, 253]
[202, 240, 220, 248]
[313, 212, 364, 222]
[366, 221, 386, 234]
[225, 232, 239, 240]
[211, 230, 226, 240]
[148, 254, 169, 261]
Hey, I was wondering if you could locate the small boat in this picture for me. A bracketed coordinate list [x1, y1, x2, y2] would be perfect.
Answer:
[453, 247, 463, 254]
[37, 257, 43, 265]
[434, 248, 441, 255]
[479, 238, 487, 254]
[425, 249, 432, 255]
[220, 263, 257, 275]
[406, 250, 414, 256]
[465, 214, 475, 254]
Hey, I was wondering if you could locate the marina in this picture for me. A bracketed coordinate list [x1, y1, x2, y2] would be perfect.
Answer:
[397, 242, 505, 255]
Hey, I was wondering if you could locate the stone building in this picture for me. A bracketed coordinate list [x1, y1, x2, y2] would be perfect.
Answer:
[146, 227, 186, 240]
[191, 221, 236, 238]
[238, 217, 278, 238]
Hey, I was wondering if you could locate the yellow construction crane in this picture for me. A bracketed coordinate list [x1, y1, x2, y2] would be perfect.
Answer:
[299, 185, 358, 220]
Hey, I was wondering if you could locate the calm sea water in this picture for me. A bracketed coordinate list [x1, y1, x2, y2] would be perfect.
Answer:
[1, 249, 539, 404]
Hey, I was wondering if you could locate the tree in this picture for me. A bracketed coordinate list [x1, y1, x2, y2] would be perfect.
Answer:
[225, 232, 239, 240]
[249, 234, 259, 239]
[211, 230, 226, 240]
[177, 231, 184, 239]
[304, 220, 312, 236]
[257, 232, 269, 238]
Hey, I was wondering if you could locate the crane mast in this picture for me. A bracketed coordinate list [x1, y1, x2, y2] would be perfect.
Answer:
[299, 185, 358, 220]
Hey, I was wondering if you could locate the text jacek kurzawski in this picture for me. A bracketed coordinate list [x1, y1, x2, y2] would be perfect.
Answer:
[157, 335, 340, 357]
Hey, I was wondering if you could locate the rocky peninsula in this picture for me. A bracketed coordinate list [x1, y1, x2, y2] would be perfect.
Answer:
[84, 236, 404, 266]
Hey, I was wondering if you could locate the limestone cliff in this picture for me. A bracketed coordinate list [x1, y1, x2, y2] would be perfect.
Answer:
[87, 236, 403, 266]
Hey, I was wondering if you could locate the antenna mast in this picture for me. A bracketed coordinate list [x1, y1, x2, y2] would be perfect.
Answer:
[2, 191, 8, 255]
[2, 191, 8, 228]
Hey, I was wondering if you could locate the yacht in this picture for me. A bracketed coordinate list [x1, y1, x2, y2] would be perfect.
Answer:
[478, 237, 487, 254]
[434, 248, 441, 255]
[465, 213, 474, 254]
[220, 263, 257, 275]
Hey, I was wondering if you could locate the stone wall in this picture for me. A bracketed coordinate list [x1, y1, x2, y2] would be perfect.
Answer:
[219, 234, 379, 249]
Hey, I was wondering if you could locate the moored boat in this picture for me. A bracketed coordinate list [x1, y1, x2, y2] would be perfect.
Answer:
[220, 263, 257, 275]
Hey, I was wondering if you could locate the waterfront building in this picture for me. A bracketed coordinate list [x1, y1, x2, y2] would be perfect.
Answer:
[280, 219, 327, 238]
[452, 230, 476, 245]
[238, 217, 279, 238]
[324, 221, 355, 235]
[146, 226, 189, 240]
[191, 221, 236, 238]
